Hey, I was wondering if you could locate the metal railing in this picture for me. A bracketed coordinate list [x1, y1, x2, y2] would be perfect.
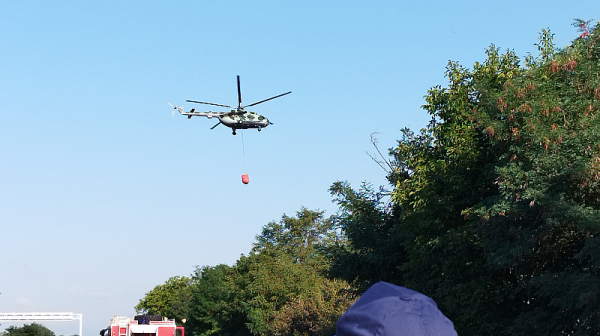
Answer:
[0, 313, 82, 336]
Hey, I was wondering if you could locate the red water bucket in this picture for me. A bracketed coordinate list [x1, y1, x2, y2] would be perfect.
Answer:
[241, 173, 249, 184]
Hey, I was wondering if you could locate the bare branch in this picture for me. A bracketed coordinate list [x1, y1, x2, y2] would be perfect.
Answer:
[366, 132, 394, 173]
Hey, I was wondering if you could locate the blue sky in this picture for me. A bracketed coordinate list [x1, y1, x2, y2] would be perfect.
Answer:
[1, 1, 598, 335]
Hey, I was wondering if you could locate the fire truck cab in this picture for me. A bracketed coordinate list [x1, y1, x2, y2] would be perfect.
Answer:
[99, 316, 183, 336]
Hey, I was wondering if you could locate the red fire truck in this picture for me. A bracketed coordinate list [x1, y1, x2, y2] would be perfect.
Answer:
[99, 316, 183, 336]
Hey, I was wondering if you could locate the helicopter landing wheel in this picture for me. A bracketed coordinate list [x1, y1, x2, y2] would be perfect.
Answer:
[258, 127, 261, 132]
[232, 129, 237, 135]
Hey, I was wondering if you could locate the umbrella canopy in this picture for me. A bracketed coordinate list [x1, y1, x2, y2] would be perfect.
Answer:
[336, 281, 457, 336]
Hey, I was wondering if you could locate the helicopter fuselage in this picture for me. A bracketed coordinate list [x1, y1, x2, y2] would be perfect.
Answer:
[177, 109, 270, 135]
[173, 75, 288, 135]
[219, 110, 270, 130]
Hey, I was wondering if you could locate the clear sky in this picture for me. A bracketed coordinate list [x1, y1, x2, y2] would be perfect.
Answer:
[1, 1, 598, 335]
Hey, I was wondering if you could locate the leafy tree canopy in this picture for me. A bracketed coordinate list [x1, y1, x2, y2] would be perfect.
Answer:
[328, 181, 405, 291]
[181, 209, 355, 336]
[183, 265, 232, 336]
[1, 324, 55, 336]
[135, 275, 192, 323]
[138, 19, 600, 336]
[331, 20, 600, 336]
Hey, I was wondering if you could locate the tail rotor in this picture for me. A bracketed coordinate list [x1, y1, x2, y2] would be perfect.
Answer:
[167, 101, 183, 116]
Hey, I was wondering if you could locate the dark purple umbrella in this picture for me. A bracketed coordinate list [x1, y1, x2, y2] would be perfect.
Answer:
[336, 281, 458, 336]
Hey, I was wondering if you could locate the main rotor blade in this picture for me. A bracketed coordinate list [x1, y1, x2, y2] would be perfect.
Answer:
[186, 100, 234, 109]
[243, 91, 292, 108]
[210, 122, 221, 130]
[237, 75, 242, 109]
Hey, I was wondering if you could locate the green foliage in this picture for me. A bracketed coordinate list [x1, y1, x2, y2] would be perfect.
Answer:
[328, 181, 405, 291]
[221, 250, 354, 336]
[221, 209, 353, 336]
[1, 324, 55, 336]
[269, 276, 355, 336]
[330, 21, 600, 336]
[252, 208, 338, 267]
[167, 208, 354, 336]
[135, 275, 192, 323]
[183, 265, 232, 336]
[138, 19, 600, 336]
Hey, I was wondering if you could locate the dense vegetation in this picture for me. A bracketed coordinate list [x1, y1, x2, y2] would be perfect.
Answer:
[137, 21, 600, 336]
[137, 209, 355, 336]
[0, 324, 57, 336]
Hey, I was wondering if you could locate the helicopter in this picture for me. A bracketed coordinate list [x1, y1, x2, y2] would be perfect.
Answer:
[169, 76, 291, 135]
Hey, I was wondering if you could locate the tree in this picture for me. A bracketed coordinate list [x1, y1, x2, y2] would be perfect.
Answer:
[331, 21, 600, 336]
[223, 250, 354, 336]
[252, 207, 339, 266]
[269, 275, 354, 336]
[136, 275, 192, 323]
[328, 181, 405, 291]
[181, 208, 355, 336]
[400, 24, 600, 336]
[1, 324, 55, 336]
[183, 265, 232, 336]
